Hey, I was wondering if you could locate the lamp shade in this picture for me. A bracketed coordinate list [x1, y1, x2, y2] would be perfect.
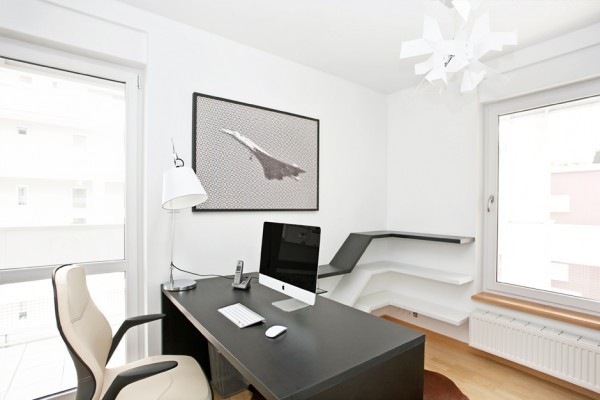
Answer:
[162, 166, 208, 210]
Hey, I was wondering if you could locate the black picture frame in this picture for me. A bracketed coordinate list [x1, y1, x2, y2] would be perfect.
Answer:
[192, 93, 319, 211]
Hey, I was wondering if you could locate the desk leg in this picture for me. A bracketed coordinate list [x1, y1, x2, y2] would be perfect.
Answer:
[161, 293, 248, 397]
[310, 341, 424, 400]
[161, 293, 212, 380]
[208, 342, 249, 397]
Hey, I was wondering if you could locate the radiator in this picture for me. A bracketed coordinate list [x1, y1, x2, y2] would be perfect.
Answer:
[469, 309, 600, 394]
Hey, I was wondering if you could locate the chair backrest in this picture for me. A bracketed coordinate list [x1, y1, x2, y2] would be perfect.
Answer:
[53, 264, 113, 400]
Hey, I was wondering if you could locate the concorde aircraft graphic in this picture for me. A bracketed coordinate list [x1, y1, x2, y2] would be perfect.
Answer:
[221, 128, 305, 181]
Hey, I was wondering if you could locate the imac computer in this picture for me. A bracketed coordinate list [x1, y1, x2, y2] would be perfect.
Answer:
[258, 221, 321, 312]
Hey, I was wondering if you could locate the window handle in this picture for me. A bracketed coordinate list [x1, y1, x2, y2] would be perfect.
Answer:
[487, 195, 495, 212]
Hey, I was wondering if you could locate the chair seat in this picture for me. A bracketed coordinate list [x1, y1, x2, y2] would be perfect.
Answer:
[103, 355, 211, 400]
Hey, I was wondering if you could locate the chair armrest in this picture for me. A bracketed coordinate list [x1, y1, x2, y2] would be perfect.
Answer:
[107, 314, 165, 363]
[101, 360, 178, 400]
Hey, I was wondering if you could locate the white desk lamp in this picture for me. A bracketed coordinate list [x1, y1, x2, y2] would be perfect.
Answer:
[161, 143, 208, 291]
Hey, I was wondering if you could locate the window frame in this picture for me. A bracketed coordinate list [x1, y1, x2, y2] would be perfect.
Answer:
[484, 77, 600, 316]
[0, 36, 145, 361]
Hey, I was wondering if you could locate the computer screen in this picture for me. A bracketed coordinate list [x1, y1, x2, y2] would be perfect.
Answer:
[258, 221, 321, 310]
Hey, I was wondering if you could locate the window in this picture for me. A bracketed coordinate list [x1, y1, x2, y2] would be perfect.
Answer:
[0, 45, 141, 400]
[72, 187, 88, 208]
[484, 79, 600, 314]
[16, 186, 27, 205]
[0, 59, 126, 265]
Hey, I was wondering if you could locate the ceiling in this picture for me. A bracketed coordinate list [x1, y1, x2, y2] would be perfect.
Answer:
[116, 0, 600, 93]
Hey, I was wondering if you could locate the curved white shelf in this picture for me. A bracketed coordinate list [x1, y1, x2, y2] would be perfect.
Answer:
[362, 261, 473, 285]
[354, 290, 470, 326]
[328, 261, 473, 307]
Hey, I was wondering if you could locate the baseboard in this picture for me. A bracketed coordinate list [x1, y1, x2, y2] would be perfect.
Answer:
[380, 314, 599, 400]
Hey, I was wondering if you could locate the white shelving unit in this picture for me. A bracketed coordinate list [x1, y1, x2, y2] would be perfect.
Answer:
[354, 291, 470, 326]
[323, 230, 475, 326]
[328, 261, 472, 326]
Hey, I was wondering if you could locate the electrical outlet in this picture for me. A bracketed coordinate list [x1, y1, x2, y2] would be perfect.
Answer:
[412, 312, 418, 318]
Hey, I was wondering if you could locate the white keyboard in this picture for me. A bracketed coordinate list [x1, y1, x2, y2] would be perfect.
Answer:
[218, 303, 266, 328]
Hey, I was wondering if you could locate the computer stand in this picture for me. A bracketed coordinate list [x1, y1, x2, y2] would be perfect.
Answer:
[272, 298, 309, 312]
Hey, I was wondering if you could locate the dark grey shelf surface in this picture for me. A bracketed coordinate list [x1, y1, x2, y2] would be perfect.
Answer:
[318, 230, 474, 278]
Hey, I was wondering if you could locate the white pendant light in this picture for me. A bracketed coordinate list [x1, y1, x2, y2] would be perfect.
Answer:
[399, 0, 517, 93]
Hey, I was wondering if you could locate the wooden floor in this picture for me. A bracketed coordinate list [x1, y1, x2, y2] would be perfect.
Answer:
[413, 324, 598, 400]
[213, 317, 599, 400]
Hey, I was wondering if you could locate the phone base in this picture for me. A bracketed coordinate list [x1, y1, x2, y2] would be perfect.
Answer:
[232, 277, 251, 290]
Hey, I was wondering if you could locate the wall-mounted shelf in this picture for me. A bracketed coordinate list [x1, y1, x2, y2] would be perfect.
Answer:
[319, 230, 474, 278]
[328, 261, 473, 307]
[354, 290, 470, 326]
[322, 230, 474, 326]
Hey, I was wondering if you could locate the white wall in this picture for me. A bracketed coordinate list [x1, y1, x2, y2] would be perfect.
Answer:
[385, 24, 600, 341]
[142, 8, 388, 354]
[0, 0, 388, 355]
[383, 84, 480, 340]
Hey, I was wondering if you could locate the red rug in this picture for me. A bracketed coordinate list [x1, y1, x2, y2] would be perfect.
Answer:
[424, 369, 469, 400]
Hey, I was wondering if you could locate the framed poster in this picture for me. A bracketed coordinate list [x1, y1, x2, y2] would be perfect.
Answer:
[192, 93, 319, 211]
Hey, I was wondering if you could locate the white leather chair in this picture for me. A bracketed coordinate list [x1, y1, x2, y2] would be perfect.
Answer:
[52, 264, 212, 400]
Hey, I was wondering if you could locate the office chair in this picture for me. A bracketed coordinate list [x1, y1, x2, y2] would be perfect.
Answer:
[52, 264, 212, 400]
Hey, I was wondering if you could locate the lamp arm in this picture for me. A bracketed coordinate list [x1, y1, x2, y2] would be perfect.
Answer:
[171, 138, 185, 167]
[170, 210, 175, 287]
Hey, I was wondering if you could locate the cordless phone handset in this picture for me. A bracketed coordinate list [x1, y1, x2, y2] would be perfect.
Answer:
[232, 260, 251, 290]
[233, 260, 244, 285]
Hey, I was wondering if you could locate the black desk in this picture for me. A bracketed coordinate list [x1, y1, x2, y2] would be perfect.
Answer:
[162, 276, 424, 400]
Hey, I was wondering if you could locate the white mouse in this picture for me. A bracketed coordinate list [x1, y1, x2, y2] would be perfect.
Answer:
[265, 325, 287, 338]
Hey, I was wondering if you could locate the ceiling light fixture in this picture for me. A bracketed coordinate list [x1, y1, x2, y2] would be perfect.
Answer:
[399, 0, 517, 93]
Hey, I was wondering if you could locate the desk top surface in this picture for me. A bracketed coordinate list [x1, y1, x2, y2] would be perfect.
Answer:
[163, 276, 424, 400]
